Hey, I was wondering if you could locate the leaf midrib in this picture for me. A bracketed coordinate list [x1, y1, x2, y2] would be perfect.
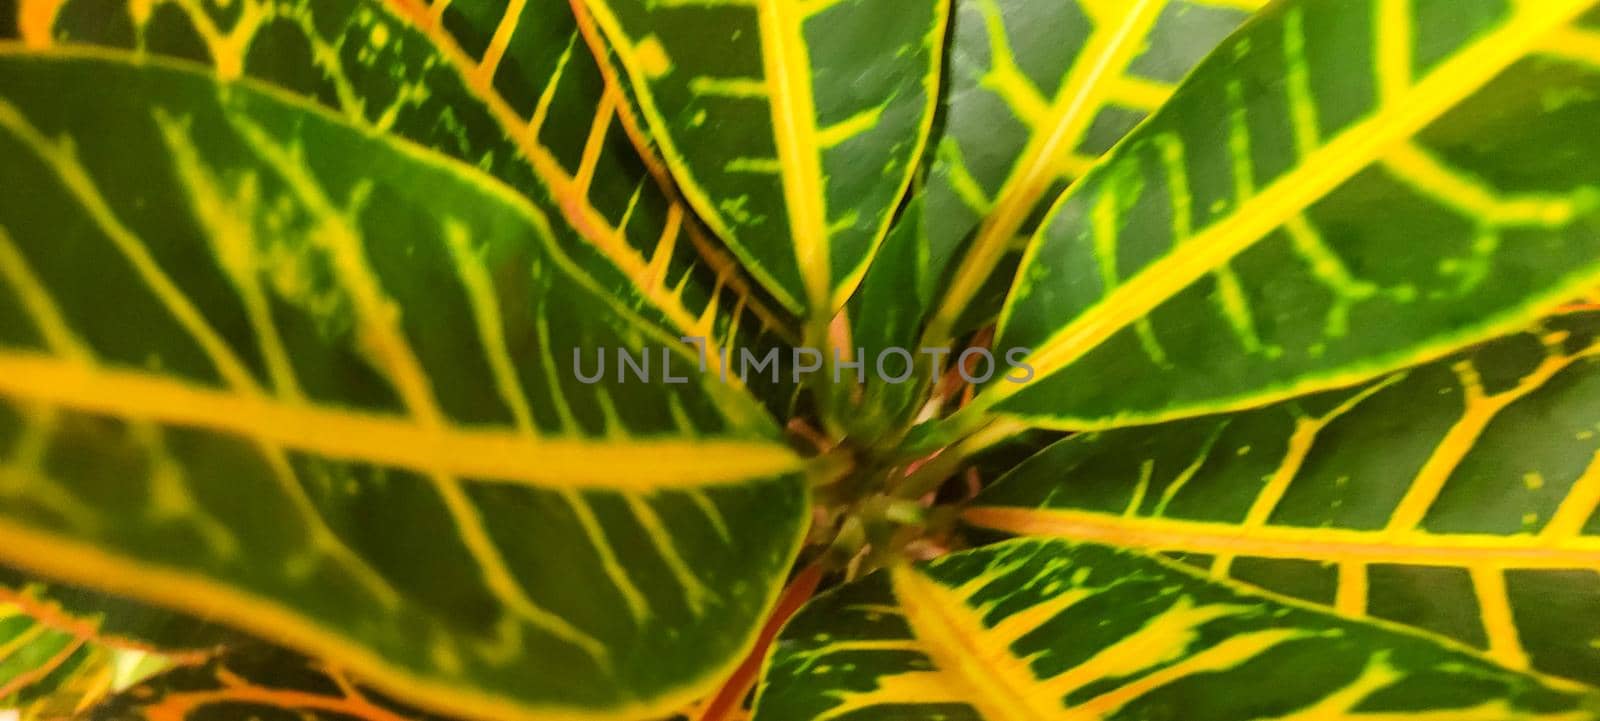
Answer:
[756, 0, 832, 315]
[0, 352, 801, 489]
[576, 0, 810, 314]
[965, 506, 1600, 568]
[889, 565, 1084, 721]
[924, 0, 1166, 347]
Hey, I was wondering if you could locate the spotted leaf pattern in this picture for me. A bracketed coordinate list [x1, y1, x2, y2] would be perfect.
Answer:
[921, 0, 1271, 344]
[574, 0, 949, 319]
[21, 0, 800, 399]
[5, 0, 1600, 719]
[0, 49, 806, 720]
[754, 539, 1600, 721]
[949, 0, 1600, 437]
[971, 312, 1600, 687]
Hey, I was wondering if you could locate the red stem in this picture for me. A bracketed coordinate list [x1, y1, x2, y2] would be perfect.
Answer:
[695, 563, 824, 721]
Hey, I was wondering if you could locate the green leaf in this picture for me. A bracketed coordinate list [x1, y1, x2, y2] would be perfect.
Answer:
[574, 0, 949, 318]
[0, 569, 229, 720]
[951, 0, 1600, 436]
[0, 49, 807, 720]
[845, 0, 1268, 434]
[385, 0, 806, 417]
[970, 311, 1600, 686]
[0, 599, 113, 719]
[753, 538, 1600, 721]
[842, 187, 932, 435]
[920, 0, 1270, 344]
[26, 0, 800, 386]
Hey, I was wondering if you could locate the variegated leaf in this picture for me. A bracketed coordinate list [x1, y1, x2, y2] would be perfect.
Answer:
[842, 187, 930, 436]
[922, 0, 1271, 344]
[0, 47, 806, 721]
[18, 0, 799, 398]
[947, 0, 1600, 437]
[394, 0, 801, 355]
[971, 311, 1600, 686]
[847, 0, 1269, 433]
[1, 599, 118, 719]
[574, 0, 949, 319]
[754, 538, 1600, 721]
[0, 569, 229, 720]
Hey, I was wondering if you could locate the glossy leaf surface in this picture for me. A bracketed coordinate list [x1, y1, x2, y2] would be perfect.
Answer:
[576, 0, 949, 316]
[956, 0, 1600, 434]
[25, 0, 797, 383]
[0, 49, 806, 720]
[921, 0, 1269, 343]
[400, 0, 801, 353]
[972, 312, 1600, 686]
[843, 188, 932, 432]
[378, 0, 806, 418]
[754, 538, 1599, 721]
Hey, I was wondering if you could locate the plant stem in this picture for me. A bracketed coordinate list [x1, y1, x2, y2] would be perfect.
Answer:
[892, 417, 1030, 500]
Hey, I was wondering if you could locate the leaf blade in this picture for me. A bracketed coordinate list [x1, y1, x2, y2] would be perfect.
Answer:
[754, 538, 1600, 721]
[0, 48, 807, 720]
[958, 0, 1600, 434]
[31, 0, 798, 379]
[971, 312, 1600, 685]
[922, 0, 1271, 344]
[0, 570, 229, 720]
[576, 0, 949, 317]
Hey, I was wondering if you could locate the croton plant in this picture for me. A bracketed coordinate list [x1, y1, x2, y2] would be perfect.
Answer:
[1, 0, 1600, 719]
